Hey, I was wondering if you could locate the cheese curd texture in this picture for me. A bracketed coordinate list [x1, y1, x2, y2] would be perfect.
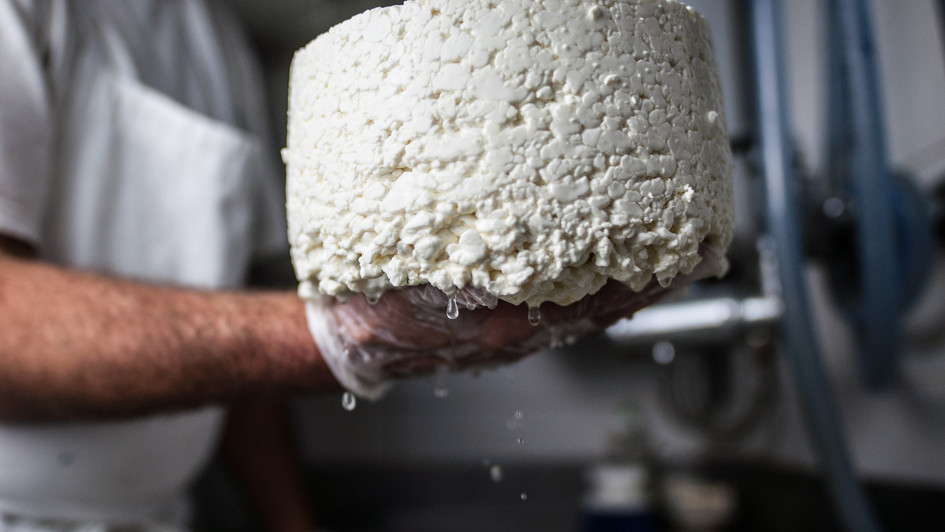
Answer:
[285, 0, 733, 307]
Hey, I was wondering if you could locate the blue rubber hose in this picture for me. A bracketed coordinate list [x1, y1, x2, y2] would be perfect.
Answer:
[748, 0, 883, 530]
[829, 0, 899, 390]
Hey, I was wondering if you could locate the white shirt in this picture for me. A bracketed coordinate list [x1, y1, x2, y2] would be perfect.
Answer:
[0, 0, 286, 528]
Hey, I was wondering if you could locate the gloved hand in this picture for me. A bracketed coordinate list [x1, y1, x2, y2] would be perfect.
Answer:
[306, 243, 727, 399]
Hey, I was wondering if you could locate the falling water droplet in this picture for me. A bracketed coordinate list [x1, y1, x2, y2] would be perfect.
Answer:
[514, 410, 524, 420]
[652, 341, 676, 365]
[527, 306, 541, 326]
[446, 297, 460, 319]
[490, 465, 504, 482]
[341, 392, 357, 411]
[549, 328, 564, 349]
[433, 365, 449, 398]
[520, 492, 528, 501]
[517, 437, 525, 445]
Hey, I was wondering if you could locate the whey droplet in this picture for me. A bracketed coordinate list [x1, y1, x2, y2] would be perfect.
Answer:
[490, 465, 504, 482]
[549, 328, 564, 349]
[527, 306, 541, 326]
[365, 292, 380, 305]
[433, 365, 450, 398]
[341, 392, 357, 411]
[652, 341, 676, 365]
[446, 297, 460, 319]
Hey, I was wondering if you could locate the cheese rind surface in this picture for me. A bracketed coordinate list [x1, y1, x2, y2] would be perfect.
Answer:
[285, 0, 733, 307]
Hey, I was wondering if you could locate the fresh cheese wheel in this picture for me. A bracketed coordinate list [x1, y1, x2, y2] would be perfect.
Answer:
[285, 0, 733, 307]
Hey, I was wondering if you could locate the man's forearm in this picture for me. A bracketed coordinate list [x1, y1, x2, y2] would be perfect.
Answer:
[0, 252, 339, 422]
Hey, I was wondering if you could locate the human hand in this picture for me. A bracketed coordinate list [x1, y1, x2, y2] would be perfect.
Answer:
[306, 243, 726, 399]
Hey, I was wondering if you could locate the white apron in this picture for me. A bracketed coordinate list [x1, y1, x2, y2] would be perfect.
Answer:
[0, 1, 285, 529]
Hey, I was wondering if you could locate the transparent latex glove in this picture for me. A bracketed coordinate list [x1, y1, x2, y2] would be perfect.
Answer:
[306, 243, 727, 399]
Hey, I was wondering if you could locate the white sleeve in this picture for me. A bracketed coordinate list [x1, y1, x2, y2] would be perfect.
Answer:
[0, 0, 55, 246]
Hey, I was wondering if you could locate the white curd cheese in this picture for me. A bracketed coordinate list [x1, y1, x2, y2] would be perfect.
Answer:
[285, 0, 733, 307]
